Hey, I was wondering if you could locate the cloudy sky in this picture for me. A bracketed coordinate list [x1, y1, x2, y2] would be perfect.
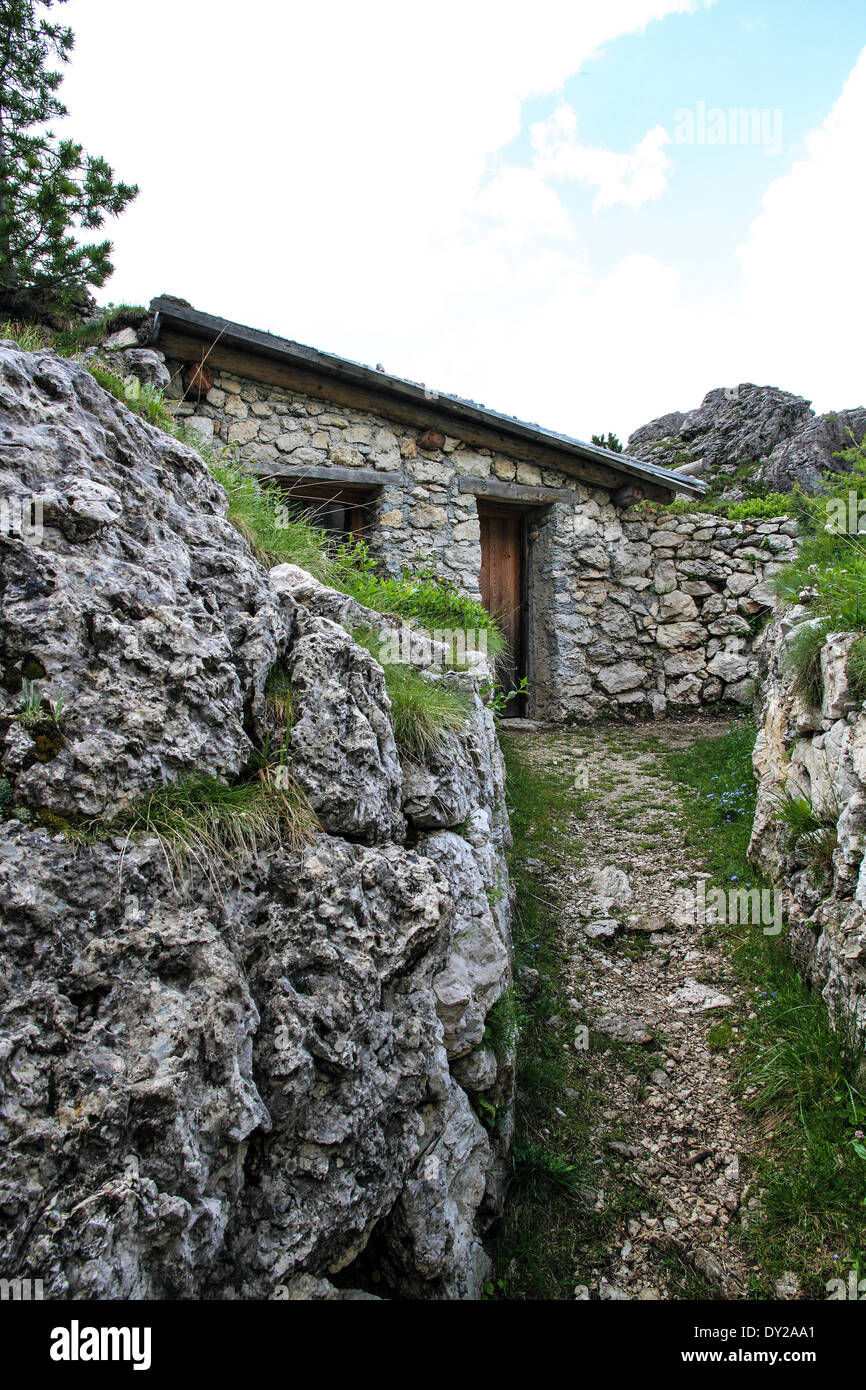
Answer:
[61, 0, 866, 442]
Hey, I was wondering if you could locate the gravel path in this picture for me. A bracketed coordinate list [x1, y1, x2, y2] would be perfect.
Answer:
[514, 716, 778, 1301]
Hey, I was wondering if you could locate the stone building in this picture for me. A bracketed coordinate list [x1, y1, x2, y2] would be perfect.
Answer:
[148, 297, 796, 720]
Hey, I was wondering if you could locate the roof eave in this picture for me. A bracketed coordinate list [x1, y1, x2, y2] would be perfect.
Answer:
[150, 297, 707, 499]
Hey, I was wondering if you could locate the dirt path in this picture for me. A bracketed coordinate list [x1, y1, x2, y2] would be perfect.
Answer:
[511, 716, 772, 1301]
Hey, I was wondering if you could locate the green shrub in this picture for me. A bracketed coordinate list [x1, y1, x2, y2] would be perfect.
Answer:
[0, 777, 12, 812]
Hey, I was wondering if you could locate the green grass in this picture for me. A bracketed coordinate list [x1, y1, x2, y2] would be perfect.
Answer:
[847, 634, 866, 703]
[111, 771, 318, 893]
[771, 791, 838, 882]
[264, 665, 294, 725]
[14, 679, 63, 727]
[771, 433, 866, 632]
[786, 619, 831, 707]
[352, 625, 473, 760]
[1, 304, 150, 357]
[0, 319, 48, 351]
[661, 719, 866, 1297]
[85, 365, 174, 431]
[637, 492, 796, 522]
[341, 562, 506, 659]
[209, 456, 339, 579]
[483, 987, 521, 1056]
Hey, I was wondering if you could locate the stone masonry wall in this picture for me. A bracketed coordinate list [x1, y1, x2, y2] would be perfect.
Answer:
[530, 506, 799, 721]
[165, 357, 570, 601]
[155, 348, 799, 721]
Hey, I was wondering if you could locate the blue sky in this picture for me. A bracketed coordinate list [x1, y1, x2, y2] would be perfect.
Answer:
[502, 0, 866, 296]
[62, 0, 866, 440]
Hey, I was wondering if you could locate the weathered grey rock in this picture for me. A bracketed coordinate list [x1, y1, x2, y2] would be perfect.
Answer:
[0, 345, 293, 819]
[629, 384, 865, 496]
[628, 384, 814, 492]
[590, 866, 633, 916]
[764, 408, 866, 493]
[750, 611, 866, 1037]
[667, 980, 733, 1012]
[423, 831, 510, 1058]
[596, 660, 646, 694]
[584, 918, 620, 939]
[286, 612, 404, 843]
[0, 345, 515, 1301]
[381, 1083, 492, 1299]
[707, 649, 750, 683]
[592, 1015, 654, 1045]
[113, 347, 171, 391]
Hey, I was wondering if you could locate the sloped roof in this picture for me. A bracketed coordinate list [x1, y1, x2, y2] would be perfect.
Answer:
[150, 297, 705, 499]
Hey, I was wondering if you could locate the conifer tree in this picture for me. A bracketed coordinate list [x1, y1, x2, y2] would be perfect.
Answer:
[0, 0, 137, 319]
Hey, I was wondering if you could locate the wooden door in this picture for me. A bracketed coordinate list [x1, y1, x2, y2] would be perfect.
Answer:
[478, 503, 524, 700]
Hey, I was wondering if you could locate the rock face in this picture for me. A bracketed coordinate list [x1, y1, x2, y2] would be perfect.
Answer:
[628, 385, 866, 495]
[749, 607, 866, 1035]
[0, 344, 513, 1300]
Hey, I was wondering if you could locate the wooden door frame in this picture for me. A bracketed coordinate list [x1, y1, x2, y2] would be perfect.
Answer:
[477, 499, 531, 715]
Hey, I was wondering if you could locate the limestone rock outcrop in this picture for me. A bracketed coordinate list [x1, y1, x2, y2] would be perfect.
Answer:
[628, 385, 866, 496]
[0, 344, 513, 1300]
[749, 607, 866, 1034]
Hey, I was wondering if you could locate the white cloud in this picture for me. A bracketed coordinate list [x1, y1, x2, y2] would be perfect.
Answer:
[734, 46, 866, 409]
[59, 0, 702, 349]
[65, 0, 847, 446]
[472, 168, 575, 248]
[531, 103, 673, 210]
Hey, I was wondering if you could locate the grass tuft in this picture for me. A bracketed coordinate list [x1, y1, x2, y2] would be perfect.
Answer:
[352, 625, 473, 760]
[786, 620, 830, 707]
[846, 634, 866, 703]
[112, 771, 317, 894]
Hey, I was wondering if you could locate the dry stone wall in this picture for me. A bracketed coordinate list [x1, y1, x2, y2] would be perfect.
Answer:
[530, 506, 799, 720]
[160, 352, 800, 721]
[84, 328, 803, 722]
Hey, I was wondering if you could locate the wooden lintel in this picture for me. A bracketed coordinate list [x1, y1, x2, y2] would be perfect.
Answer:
[459, 476, 582, 506]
